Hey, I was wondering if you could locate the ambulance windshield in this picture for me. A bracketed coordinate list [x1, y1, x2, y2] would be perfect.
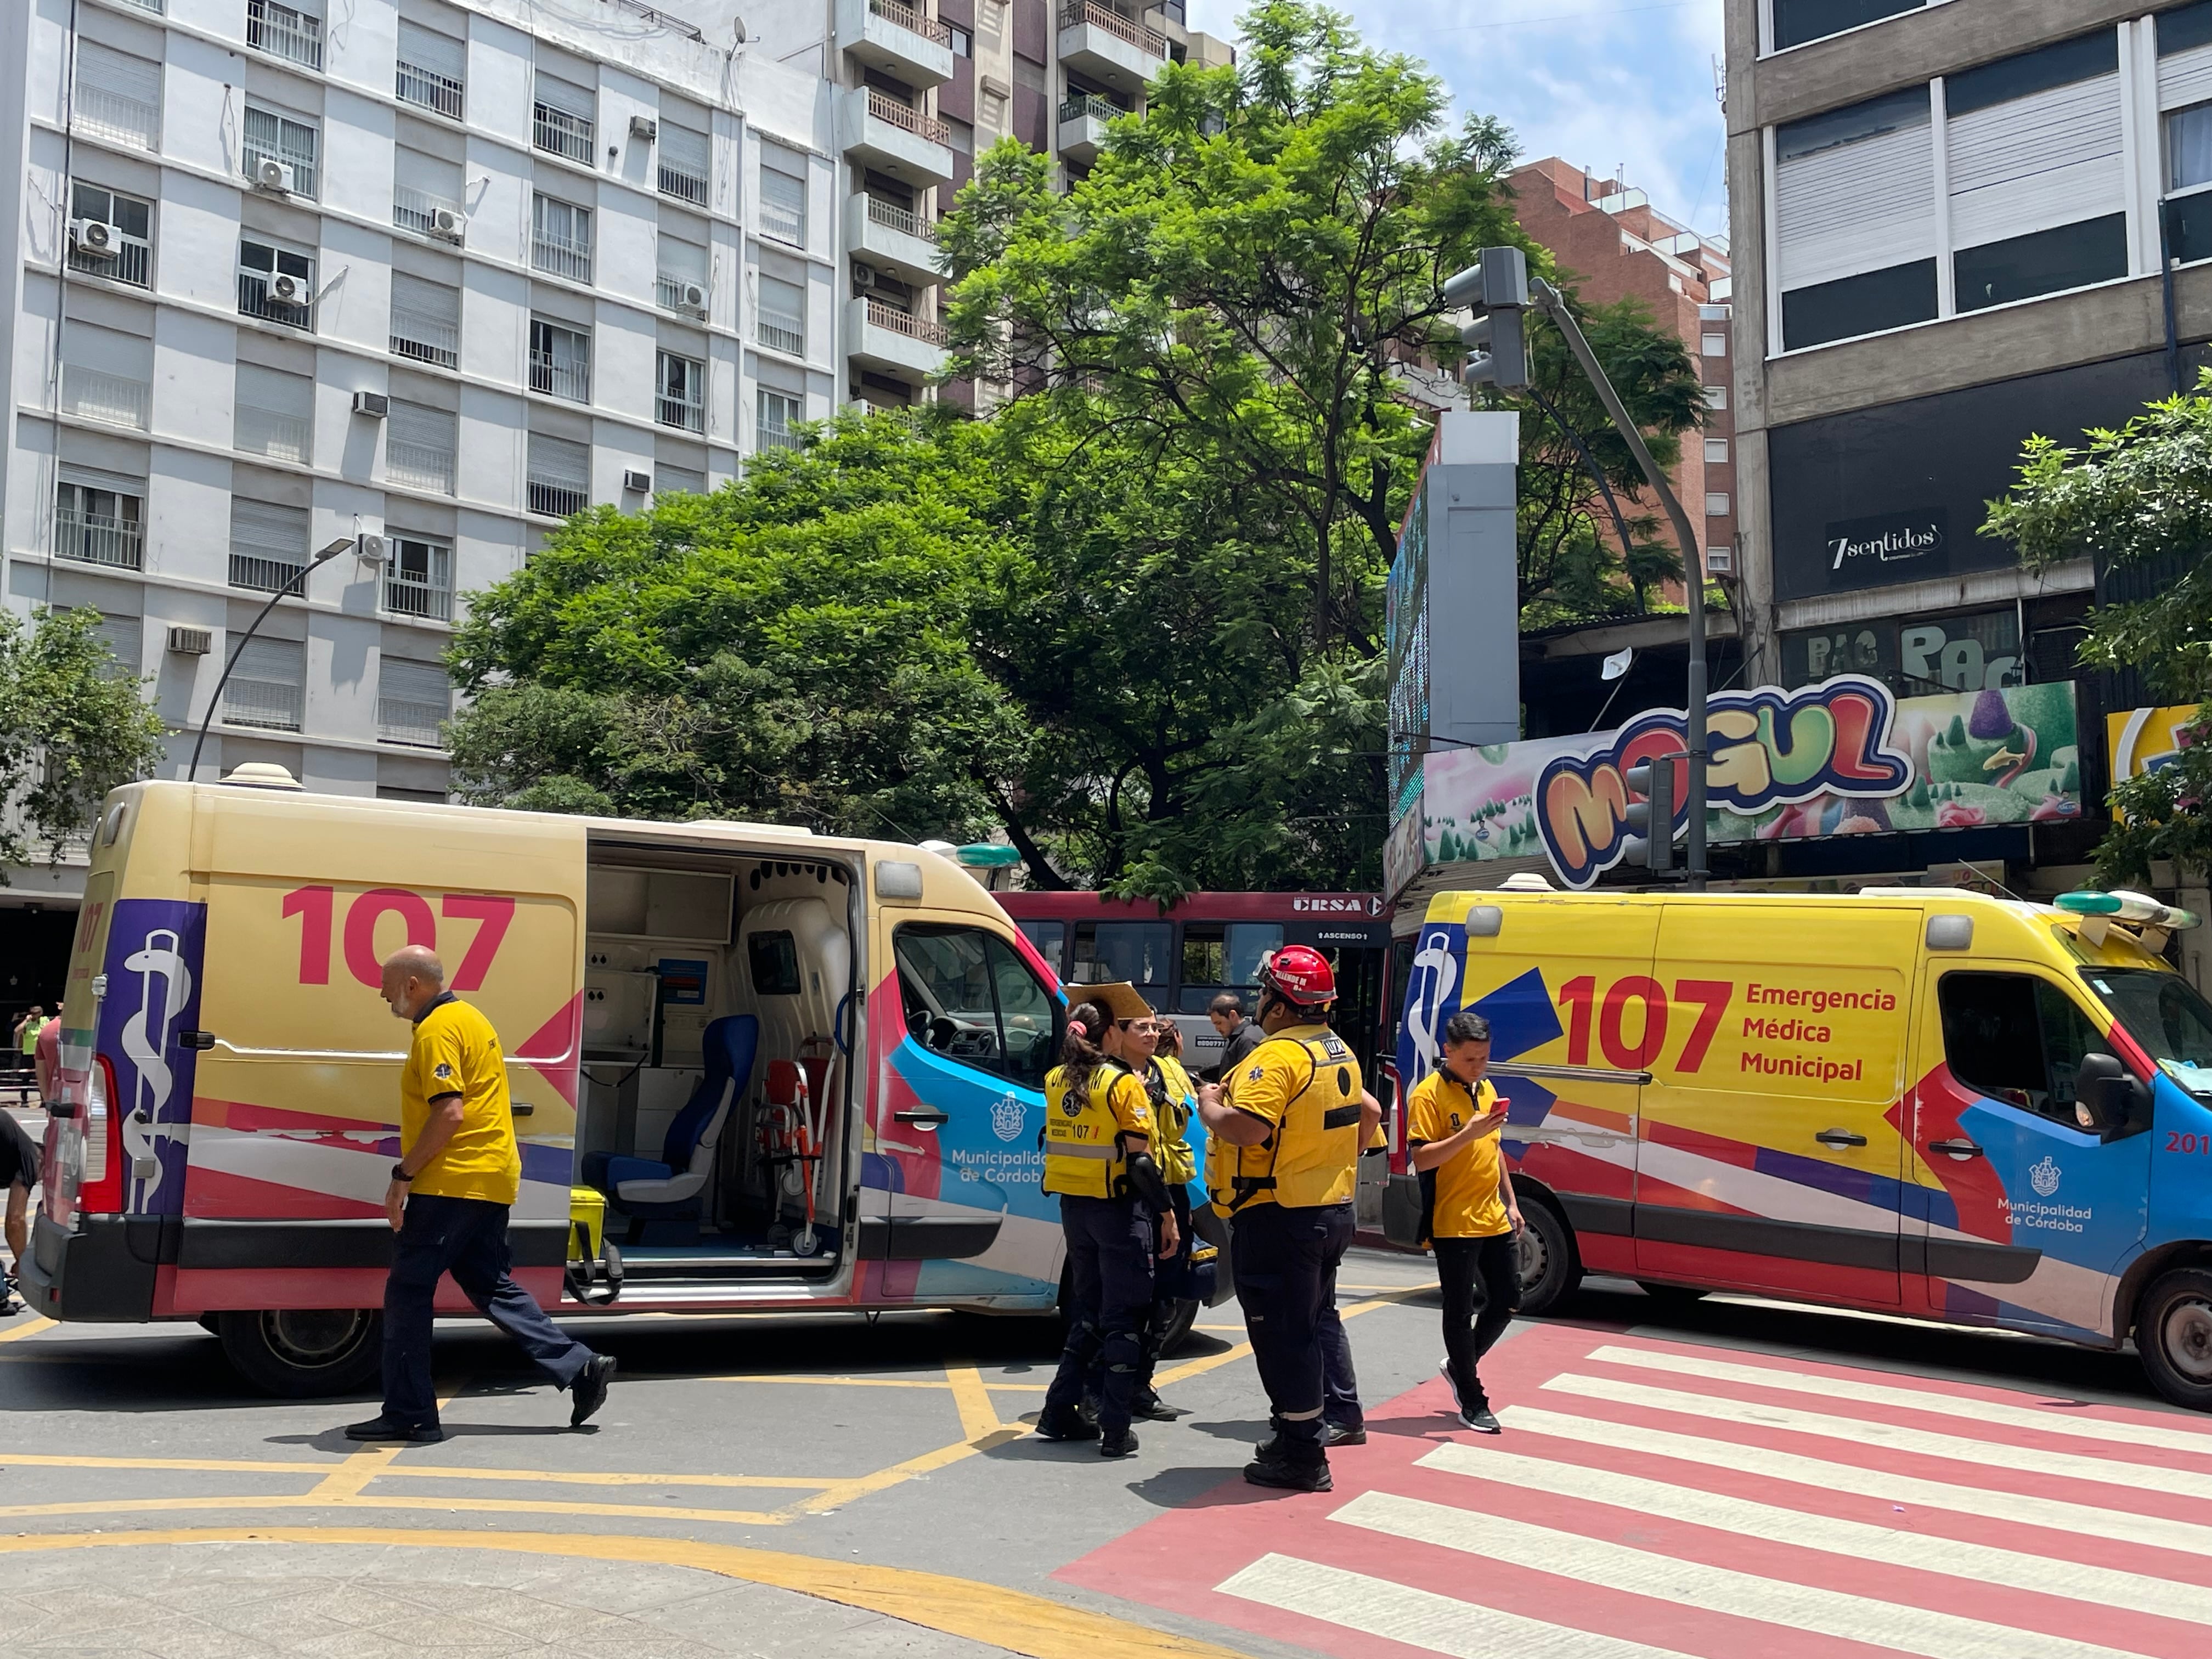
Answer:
[2083, 968, 2212, 1098]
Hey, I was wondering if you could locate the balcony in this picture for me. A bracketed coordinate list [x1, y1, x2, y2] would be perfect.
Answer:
[659, 157, 709, 206]
[75, 85, 159, 151]
[847, 295, 947, 381]
[386, 438, 456, 495]
[60, 364, 150, 430]
[658, 388, 705, 433]
[68, 227, 151, 288]
[396, 59, 463, 120]
[54, 507, 143, 571]
[385, 568, 453, 620]
[1057, 0, 1164, 96]
[656, 272, 709, 318]
[394, 184, 462, 239]
[247, 0, 324, 72]
[845, 193, 940, 286]
[390, 305, 458, 369]
[836, 86, 955, 187]
[240, 270, 314, 329]
[532, 228, 593, 285]
[836, 0, 954, 89]
[754, 307, 805, 358]
[534, 103, 595, 163]
[229, 552, 308, 594]
[528, 351, 590, 403]
[377, 695, 447, 747]
[222, 678, 303, 731]
[527, 475, 588, 518]
[1057, 93, 1124, 165]
[235, 402, 312, 464]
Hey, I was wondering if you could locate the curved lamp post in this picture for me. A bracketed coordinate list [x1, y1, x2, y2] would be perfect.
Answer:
[187, 537, 357, 779]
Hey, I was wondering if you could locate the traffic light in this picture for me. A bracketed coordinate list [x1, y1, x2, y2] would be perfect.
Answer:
[1622, 755, 1676, 875]
[1443, 246, 1531, 392]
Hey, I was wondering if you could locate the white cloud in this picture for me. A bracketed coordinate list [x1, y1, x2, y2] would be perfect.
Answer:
[1181, 0, 1728, 235]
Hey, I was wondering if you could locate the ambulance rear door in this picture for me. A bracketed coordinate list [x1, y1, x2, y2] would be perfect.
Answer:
[1636, 901, 1915, 1305]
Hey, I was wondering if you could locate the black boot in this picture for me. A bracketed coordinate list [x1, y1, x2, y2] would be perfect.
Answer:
[1244, 1446, 1331, 1492]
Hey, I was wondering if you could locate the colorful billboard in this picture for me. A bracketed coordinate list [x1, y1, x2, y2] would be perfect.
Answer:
[2107, 704, 2201, 820]
[1412, 678, 2080, 892]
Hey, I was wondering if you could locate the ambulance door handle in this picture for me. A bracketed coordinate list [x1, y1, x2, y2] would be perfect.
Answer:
[894, 1109, 950, 1130]
[1927, 1137, 1985, 1159]
[1814, 1128, 1867, 1148]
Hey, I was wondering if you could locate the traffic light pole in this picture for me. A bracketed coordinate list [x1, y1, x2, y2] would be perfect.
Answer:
[1529, 277, 1710, 891]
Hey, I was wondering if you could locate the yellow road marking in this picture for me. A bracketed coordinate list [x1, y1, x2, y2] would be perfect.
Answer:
[0, 1493, 793, 1526]
[695, 1373, 953, 1390]
[946, 1366, 1002, 1440]
[0, 1315, 54, 1344]
[0, 1452, 830, 1489]
[308, 1379, 470, 1501]
[0, 1527, 1251, 1659]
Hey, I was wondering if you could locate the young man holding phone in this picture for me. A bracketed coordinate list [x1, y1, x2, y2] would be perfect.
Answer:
[1405, 1010, 1523, 1434]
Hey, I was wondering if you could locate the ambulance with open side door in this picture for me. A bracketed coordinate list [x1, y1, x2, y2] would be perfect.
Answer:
[23, 769, 1210, 1393]
[1390, 883, 2212, 1408]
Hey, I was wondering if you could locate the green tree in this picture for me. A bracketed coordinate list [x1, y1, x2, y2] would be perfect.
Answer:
[1983, 370, 2212, 882]
[0, 607, 167, 872]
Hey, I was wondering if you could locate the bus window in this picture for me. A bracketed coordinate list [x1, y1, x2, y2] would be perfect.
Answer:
[1071, 922, 1173, 1008]
[1014, 919, 1066, 979]
[1179, 923, 1282, 1013]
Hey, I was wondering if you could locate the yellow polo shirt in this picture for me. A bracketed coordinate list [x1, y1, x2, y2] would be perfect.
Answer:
[402, 995, 521, 1206]
[1406, 1070, 1510, 1239]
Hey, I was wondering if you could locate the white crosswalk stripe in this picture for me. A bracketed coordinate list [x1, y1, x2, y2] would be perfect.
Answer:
[1417, 1440, 2212, 1622]
[1217, 1553, 1702, 1659]
[1499, 1402, 2212, 1556]
[1585, 1344, 2212, 1458]
[1332, 1489, 2154, 1659]
[1545, 1369, 2212, 1501]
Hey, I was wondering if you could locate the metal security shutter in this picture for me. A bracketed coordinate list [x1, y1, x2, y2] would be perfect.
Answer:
[391, 271, 460, 331]
[1948, 41, 2124, 251]
[94, 614, 143, 678]
[230, 499, 308, 558]
[1775, 89, 1935, 293]
[396, 145, 462, 201]
[388, 399, 454, 454]
[535, 71, 595, 119]
[662, 122, 709, 180]
[76, 41, 162, 109]
[397, 20, 465, 83]
[236, 362, 312, 421]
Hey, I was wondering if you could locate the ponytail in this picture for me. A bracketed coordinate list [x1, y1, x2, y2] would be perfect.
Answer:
[1060, 1001, 1113, 1094]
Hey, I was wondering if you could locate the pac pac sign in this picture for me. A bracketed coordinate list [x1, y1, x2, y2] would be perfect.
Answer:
[1535, 675, 1911, 889]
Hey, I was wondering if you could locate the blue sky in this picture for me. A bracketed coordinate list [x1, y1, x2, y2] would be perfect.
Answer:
[1184, 0, 1731, 239]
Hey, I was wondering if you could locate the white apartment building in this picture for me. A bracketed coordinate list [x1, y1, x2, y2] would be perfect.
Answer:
[0, 0, 846, 854]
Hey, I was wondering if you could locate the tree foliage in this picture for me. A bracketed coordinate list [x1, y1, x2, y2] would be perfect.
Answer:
[0, 607, 167, 873]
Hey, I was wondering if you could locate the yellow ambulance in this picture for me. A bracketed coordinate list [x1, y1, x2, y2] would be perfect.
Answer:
[1389, 882, 2212, 1408]
[23, 768, 1122, 1392]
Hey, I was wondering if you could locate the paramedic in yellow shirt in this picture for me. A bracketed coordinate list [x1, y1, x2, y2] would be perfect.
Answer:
[1406, 1009, 1524, 1435]
[344, 944, 615, 1443]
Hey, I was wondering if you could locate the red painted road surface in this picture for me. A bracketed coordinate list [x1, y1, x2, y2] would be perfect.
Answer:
[1062, 1319, 2212, 1658]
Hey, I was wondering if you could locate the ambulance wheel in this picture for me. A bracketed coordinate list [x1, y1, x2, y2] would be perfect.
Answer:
[1158, 1297, 1200, 1356]
[2138, 1268, 2212, 1412]
[1636, 1282, 1710, 1306]
[218, 1309, 383, 1397]
[1514, 1199, 1582, 1317]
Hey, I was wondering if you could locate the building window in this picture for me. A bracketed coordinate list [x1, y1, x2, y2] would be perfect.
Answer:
[223, 637, 306, 732]
[760, 148, 808, 246]
[1773, 87, 1937, 351]
[656, 351, 706, 432]
[239, 235, 315, 328]
[755, 273, 806, 356]
[75, 41, 162, 152]
[389, 271, 459, 368]
[1702, 385, 1728, 411]
[396, 20, 465, 119]
[949, 23, 971, 54]
[657, 464, 707, 497]
[247, 0, 323, 70]
[1701, 332, 1728, 357]
[1955, 216, 2129, 314]
[1705, 492, 1731, 518]
[1770, 0, 1923, 53]
[660, 123, 710, 205]
[657, 234, 709, 317]
[234, 362, 314, 464]
[1704, 437, 1729, 465]
[532, 193, 593, 284]
[534, 72, 596, 162]
[66, 180, 153, 286]
[529, 318, 592, 402]
[55, 475, 144, 571]
[92, 614, 144, 681]
[60, 323, 153, 430]
[384, 535, 453, 619]
[527, 432, 590, 517]
[378, 658, 452, 747]
[385, 400, 458, 495]
[228, 498, 310, 592]
[244, 101, 319, 198]
[1699, 302, 1733, 322]
[944, 114, 974, 156]
[394, 147, 465, 238]
[757, 389, 803, 452]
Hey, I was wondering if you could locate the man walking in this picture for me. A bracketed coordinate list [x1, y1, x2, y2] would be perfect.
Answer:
[346, 944, 614, 1443]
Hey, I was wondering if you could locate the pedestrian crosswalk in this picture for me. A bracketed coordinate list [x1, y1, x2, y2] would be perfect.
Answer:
[1061, 1321, 2212, 1659]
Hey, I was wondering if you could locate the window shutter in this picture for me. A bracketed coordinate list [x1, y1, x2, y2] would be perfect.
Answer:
[381, 659, 450, 708]
[391, 272, 460, 330]
[1948, 53, 2124, 250]
[388, 399, 454, 453]
[237, 362, 312, 420]
[397, 20, 465, 83]
[77, 41, 161, 108]
[230, 499, 308, 558]
[234, 637, 304, 685]
[662, 122, 709, 178]
[63, 320, 152, 378]
[759, 274, 804, 318]
[395, 146, 462, 200]
[61, 464, 143, 496]
[1774, 89, 1934, 294]
[659, 233, 708, 281]
[94, 614, 143, 674]
[535, 71, 595, 119]
[528, 432, 589, 488]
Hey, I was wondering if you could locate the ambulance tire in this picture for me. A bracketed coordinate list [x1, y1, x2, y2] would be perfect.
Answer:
[217, 1308, 383, 1397]
[1158, 1297, 1200, 1356]
[1514, 1198, 1582, 1317]
[2138, 1267, 2212, 1412]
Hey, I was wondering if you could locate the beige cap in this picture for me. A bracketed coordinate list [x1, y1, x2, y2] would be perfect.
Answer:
[1065, 981, 1156, 1024]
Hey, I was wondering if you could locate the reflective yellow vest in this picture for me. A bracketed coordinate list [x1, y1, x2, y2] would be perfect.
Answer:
[1042, 1059, 1142, 1199]
[1148, 1054, 1198, 1187]
[1209, 1029, 1363, 1212]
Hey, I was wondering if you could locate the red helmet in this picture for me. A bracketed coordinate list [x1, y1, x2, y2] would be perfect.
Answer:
[1257, 945, 1336, 1007]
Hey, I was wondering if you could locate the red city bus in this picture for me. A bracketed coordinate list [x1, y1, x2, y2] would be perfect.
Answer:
[992, 891, 1395, 1083]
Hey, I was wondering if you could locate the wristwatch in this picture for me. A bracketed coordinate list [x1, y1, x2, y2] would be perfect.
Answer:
[391, 1164, 413, 1183]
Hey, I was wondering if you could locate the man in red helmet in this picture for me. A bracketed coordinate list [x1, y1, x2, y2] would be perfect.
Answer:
[1197, 945, 1380, 1492]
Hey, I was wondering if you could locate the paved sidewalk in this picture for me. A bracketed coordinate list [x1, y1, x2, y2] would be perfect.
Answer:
[2, 1539, 1024, 1658]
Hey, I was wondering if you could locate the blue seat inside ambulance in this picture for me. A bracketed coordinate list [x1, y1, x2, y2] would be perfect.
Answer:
[583, 1014, 757, 1245]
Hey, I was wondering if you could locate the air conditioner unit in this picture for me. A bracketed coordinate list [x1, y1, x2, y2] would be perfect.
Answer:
[352, 390, 390, 418]
[355, 532, 387, 565]
[253, 157, 294, 193]
[166, 626, 213, 656]
[266, 270, 306, 303]
[852, 262, 877, 290]
[430, 207, 467, 243]
[630, 115, 658, 142]
[69, 218, 120, 258]
[681, 281, 708, 310]
[623, 469, 652, 493]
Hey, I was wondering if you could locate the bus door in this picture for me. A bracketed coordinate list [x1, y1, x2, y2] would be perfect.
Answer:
[1906, 963, 2147, 1338]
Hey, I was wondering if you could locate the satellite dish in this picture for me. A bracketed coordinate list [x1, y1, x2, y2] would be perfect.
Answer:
[731, 17, 748, 43]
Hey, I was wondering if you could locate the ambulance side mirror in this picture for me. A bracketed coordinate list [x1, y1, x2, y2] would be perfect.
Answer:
[2074, 1053, 2149, 1141]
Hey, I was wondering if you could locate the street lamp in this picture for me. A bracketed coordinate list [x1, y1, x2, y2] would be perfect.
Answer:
[187, 537, 358, 779]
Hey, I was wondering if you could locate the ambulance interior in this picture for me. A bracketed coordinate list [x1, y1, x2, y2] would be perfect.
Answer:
[574, 841, 857, 1273]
